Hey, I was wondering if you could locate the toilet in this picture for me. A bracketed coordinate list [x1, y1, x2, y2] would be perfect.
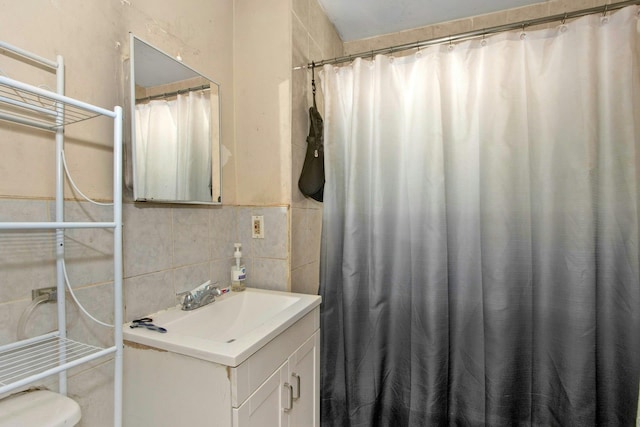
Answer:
[0, 390, 81, 426]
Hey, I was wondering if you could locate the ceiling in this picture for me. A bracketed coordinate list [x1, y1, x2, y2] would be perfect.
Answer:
[317, 0, 547, 42]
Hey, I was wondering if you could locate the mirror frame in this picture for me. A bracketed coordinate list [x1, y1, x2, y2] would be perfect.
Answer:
[129, 33, 222, 205]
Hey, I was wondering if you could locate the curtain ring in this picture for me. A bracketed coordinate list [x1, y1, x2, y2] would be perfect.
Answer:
[481, 32, 487, 47]
[601, 4, 610, 23]
[560, 13, 569, 32]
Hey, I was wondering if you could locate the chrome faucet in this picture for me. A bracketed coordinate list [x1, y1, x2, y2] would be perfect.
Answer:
[178, 281, 222, 311]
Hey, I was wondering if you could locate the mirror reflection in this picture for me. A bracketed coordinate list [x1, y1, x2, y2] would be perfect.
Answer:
[130, 34, 221, 204]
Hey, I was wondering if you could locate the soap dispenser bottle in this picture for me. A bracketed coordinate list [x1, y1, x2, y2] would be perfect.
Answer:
[231, 243, 246, 292]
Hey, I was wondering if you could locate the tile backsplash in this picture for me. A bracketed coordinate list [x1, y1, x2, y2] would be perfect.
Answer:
[122, 203, 290, 321]
[0, 199, 289, 346]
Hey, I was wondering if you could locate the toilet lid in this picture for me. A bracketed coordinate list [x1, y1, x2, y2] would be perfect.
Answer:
[0, 390, 81, 427]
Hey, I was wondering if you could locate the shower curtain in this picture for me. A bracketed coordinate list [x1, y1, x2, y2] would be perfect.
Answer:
[319, 6, 640, 426]
[135, 90, 211, 201]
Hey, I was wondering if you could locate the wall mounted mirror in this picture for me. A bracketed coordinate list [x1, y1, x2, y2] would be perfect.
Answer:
[129, 34, 221, 204]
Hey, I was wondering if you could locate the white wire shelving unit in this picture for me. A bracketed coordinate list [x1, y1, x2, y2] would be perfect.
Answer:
[0, 41, 123, 426]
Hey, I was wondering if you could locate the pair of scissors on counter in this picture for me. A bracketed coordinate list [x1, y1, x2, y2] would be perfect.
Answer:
[129, 317, 167, 333]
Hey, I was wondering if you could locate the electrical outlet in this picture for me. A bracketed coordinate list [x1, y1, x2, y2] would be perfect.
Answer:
[252, 215, 264, 239]
[32, 286, 57, 302]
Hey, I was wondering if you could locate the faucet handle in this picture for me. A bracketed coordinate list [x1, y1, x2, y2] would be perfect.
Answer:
[178, 281, 221, 311]
[183, 293, 194, 307]
[176, 290, 189, 304]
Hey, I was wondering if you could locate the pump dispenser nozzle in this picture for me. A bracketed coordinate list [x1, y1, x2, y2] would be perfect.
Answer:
[234, 243, 242, 268]
[231, 243, 246, 292]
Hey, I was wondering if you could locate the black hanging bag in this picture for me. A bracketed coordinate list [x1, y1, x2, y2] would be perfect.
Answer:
[298, 63, 324, 202]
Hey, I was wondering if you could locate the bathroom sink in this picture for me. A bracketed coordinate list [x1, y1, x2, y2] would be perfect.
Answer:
[163, 290, 300, 342]
[123, 288, 321, 366]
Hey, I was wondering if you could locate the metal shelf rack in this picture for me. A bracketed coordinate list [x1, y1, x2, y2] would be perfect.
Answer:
[0, 41, 123, 426]
[0, 333, 115, 391]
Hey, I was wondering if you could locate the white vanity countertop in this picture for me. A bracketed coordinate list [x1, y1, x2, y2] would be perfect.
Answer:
[123, 287, 321, 367]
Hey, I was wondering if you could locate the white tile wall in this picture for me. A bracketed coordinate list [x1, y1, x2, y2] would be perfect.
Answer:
[58, 200, 115, 287]
[0, 200, 55, 304]
[173, 207, 211, 267]
[122, 204, 173, 278]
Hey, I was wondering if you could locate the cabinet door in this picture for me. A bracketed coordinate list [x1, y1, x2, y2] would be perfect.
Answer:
[233, 361, 291, 427]
[288, 330, 320, 427]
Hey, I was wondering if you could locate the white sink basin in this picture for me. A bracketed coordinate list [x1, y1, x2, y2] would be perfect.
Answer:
[123, 288, 321, 366]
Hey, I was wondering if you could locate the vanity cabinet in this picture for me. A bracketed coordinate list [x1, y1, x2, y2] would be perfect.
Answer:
[123, 306, 320, 427]
[233, 360, 290, 426]
[233, 331, 319, 427]
[287, 331, 320, 426]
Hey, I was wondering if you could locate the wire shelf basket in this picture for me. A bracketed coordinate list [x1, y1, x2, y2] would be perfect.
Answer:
[0, 76, 112, 130]
[0, 333, 115, 394]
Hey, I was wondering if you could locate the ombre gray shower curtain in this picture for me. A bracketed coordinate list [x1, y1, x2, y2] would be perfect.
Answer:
[319, 6, 640, 426]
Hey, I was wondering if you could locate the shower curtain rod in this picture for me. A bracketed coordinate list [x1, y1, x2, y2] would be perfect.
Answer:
[135, 84, 210, 103]
[297, 0, 640, 69]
